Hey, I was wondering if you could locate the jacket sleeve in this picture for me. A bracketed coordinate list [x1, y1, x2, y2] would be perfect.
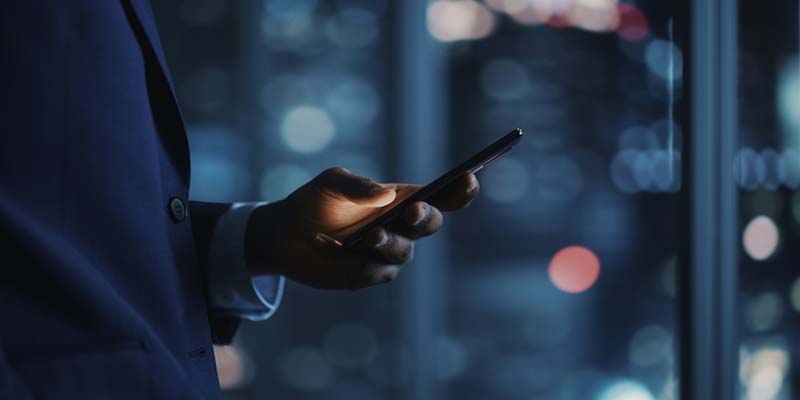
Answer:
[0, 344, 32, 399]
[189, 201, 285, 345]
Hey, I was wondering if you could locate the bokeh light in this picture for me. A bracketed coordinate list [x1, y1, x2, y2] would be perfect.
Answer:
[789, 276, 800, 312]
[628, 324, 672, 367]
[568, 0, 620, 33]
[742, 215, 780, 261]
[744, 292, 783, 332]
[435, 336, 469, 381]
[618, 125, 658, 150]
[734, 147, 767, 190]
[278, 347, 333, 391]
[644, 40, 683, 83]
[213, 345, 251, 389]
[426, 0, 495, 42]
[777, 57, 800, 137]
[325, 78, 381, 130]
[782, 149, 800, 188]
[323, 322, 379, 368]
[324, 8, 380, 49]
[548, 246, 601, 293]
[740, 346, 789, 400]
[660, 376, 677, 400]
[597, 380, 655, 400]
[761, 149, 782, 190]
[658, 256, 677, 298]
[611, 149, 641, 193]
[615, 3, 649, 41]
[610, 149, 680, 193]
[281, 105, 336, 153]
[264, 0, 319, 19]
[483, 157, 531, 203]
[260, 12, 316, 51]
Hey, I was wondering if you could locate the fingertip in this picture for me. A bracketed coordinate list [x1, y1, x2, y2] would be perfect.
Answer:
[404, 202, 428, 226]
[365, 227, 389, 248]
[465, 173, 479, 194]
[370, 187, 397, 208]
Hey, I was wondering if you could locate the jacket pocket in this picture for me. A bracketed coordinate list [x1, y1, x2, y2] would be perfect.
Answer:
[11, 340, 153, 400]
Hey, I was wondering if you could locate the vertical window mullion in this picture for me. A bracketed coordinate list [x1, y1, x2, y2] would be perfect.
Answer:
[682, 0, 739, 398]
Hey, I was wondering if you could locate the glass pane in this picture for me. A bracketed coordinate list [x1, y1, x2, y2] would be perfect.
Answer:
[155, 1, 399, 398]
[737, 2, 799, 398]
[442, 2, 680, 399]
[156, 1, 683, 399]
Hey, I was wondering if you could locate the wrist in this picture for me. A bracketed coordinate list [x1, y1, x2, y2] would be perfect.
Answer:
[244, 200, 287, 276]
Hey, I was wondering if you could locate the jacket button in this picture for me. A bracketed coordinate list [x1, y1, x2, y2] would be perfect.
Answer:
[168, 197, 187, 222]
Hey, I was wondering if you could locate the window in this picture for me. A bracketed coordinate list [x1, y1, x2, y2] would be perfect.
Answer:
[152, 1, 798, 398]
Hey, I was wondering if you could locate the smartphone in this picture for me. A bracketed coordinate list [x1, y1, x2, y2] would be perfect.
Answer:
[343, 128, 524, 248]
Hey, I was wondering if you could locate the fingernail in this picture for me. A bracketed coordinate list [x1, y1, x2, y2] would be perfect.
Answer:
[467, 177, 479, 193]
[370, 229, 389, 247]
[410, 203, 427, 226]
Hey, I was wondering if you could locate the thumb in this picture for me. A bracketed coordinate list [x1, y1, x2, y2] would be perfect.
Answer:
[316, 167, 397, 207]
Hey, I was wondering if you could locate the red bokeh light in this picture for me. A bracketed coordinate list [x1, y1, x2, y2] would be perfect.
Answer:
[548, 246, 601, 294]
[616, 4, 649, 41]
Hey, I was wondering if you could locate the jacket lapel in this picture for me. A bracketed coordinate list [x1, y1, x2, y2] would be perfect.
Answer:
[126, 0, 177, 95]
[124, 0, 192, 186]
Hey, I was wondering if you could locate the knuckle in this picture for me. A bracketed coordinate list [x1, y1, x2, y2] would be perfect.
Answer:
[322, 166, 348, 178]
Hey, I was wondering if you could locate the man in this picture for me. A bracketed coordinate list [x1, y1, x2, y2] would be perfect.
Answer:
[0, 1, 478, 399]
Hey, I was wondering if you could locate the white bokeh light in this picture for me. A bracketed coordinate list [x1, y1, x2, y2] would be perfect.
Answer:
[281, 105, 336, 153]
[426, 0, 495, 42]
[597, 380, 655, 400]
[741, 346, 789, 400]
[742, 215, 780, 261]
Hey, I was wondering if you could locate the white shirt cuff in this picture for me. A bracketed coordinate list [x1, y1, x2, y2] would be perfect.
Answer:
[206, 201, 285, 321]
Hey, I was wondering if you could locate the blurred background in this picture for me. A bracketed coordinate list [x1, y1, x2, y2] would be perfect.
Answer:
[150, 1, 799, 399]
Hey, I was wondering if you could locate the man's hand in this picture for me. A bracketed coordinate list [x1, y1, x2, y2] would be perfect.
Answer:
[245, 167, 479, 290]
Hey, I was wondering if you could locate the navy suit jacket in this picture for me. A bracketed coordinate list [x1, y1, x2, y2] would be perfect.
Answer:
[1, 1, 249, 398]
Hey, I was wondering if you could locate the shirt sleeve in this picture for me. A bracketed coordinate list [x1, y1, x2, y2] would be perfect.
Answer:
[206, 202, 285, 321]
